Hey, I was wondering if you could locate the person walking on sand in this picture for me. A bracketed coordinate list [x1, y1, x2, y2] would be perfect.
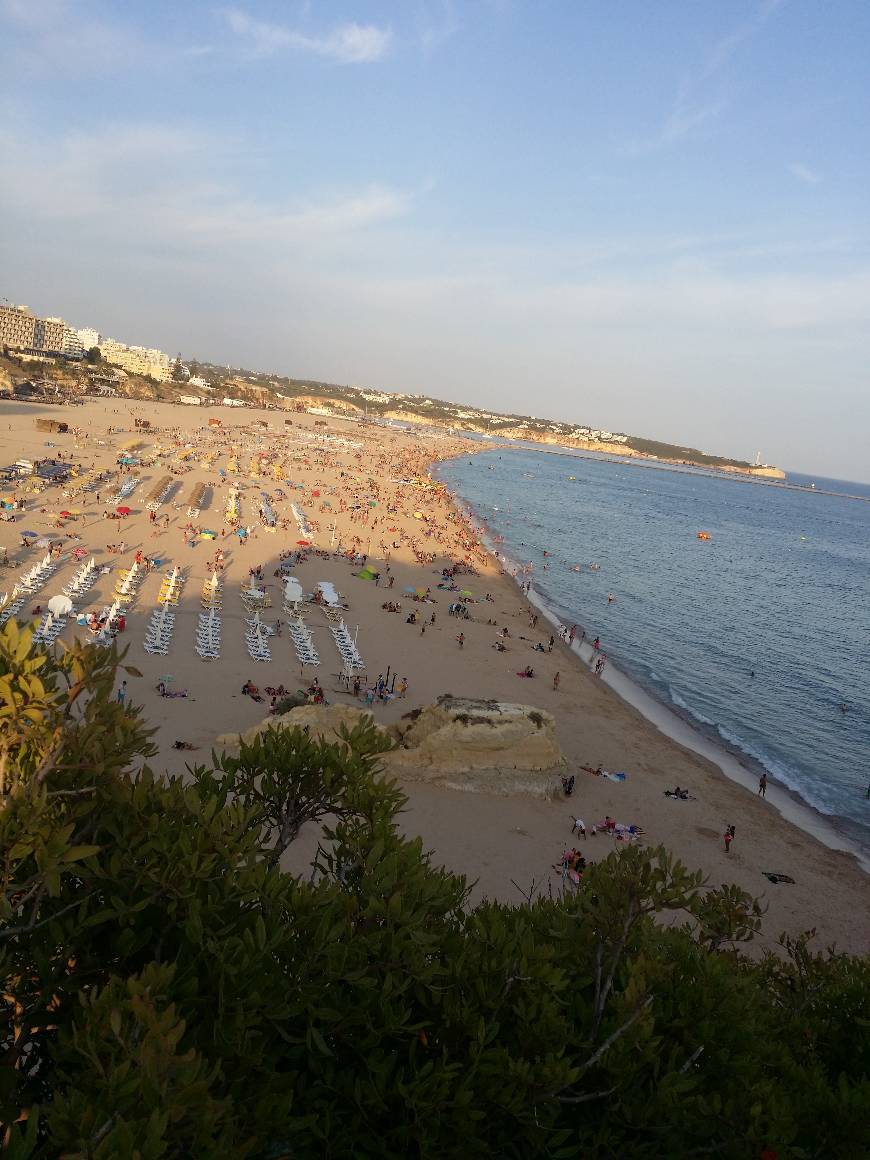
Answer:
[570, 816, 586, 838]
[553, 671, 560, 690]
[723, 825, 735, 854]
[758, 773, 768, 798]
[456, 632, 465, 648]
[398, 677, 409, 698]
[116, 680, 127, 705]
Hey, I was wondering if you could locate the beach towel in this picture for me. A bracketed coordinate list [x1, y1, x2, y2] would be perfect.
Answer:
[602, 771, 626, 782]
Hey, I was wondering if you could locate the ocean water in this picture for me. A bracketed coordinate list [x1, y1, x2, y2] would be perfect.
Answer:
[436, 448, 870, 857]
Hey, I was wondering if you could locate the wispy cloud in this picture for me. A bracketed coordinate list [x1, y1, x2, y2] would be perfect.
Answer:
[221, 8, 392, 63]
[788, 162, 822, 186]
[0, 121, 412, 246]
[624, 0, 787, 155]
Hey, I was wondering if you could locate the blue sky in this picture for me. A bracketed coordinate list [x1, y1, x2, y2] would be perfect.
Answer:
[1, 1, 868, 479]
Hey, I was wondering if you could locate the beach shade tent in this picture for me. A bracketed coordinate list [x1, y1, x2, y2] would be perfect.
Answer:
[200, 530, 217, 539]
[47, 594, 73, 617]
[460, 590, 473, 597]
[283, 577, 304, 603]
[236, 528, 247, 539]
[115, 506, 132, 516]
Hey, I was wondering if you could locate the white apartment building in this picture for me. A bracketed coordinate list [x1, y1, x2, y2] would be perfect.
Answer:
[63, 326, 84, 359]
[76, 327, 101, 350]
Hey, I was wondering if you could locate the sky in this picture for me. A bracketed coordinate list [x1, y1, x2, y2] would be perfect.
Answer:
[1, 1, 868, 480]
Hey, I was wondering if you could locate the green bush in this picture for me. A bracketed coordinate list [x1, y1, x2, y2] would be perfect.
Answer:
[1, 621, 867, 1158]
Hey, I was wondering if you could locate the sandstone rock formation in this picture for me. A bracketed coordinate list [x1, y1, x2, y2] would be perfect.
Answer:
[216, 695, 565, 798]
[216, 702, 388, 749]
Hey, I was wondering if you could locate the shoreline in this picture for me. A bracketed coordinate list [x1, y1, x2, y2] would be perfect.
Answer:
[436, 463, 870, 877]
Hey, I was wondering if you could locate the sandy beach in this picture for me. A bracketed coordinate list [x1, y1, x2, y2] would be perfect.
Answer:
[2, 396, 867, 955]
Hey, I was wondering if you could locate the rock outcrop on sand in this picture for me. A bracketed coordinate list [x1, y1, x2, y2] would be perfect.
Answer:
[216, 703, 383, 749]
[217, 695, 565, 798]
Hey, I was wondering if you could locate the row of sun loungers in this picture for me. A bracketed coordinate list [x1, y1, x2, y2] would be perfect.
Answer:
[113, 560, 145, 604]
[225, 489, 240, 525]
[289, 616, 319, 666]
[196, 607, 221, 660]
[330, 618, 364, 672]
[111, 478, 138, 505]
[143, 605, 175, 656]
[146, 477, 174, 511]
[33, 609, 69, 646]
[245, 612, 273, 662]
[62, 557, 99, 599]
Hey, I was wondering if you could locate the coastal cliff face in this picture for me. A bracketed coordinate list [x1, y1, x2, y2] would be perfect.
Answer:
[747, 466, 786, 479]
[384, 412, 787, 480]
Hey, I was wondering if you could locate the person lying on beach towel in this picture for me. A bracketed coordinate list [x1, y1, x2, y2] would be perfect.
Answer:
[516, 667, 535, 678]
[664, 787, 695, 800]
[172, 740, 199, 750]
[762, 872, 796, 885]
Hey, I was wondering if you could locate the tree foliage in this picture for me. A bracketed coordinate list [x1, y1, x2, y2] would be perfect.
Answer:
[1, 622, 868, 1158]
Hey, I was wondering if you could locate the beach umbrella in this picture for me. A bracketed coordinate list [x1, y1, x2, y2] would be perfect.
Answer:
[59, 511, 72, 518]
[116, 505, 132, 515]
[73, 547, 88, 559]
[35, 537, 52, 548]
[403, 586, 415, 594]
[48, 594, 73, 617]
[20, 530, 39, 538]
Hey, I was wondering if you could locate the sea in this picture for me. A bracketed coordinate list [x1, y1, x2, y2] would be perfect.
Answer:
[435, 445, 870, 862]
